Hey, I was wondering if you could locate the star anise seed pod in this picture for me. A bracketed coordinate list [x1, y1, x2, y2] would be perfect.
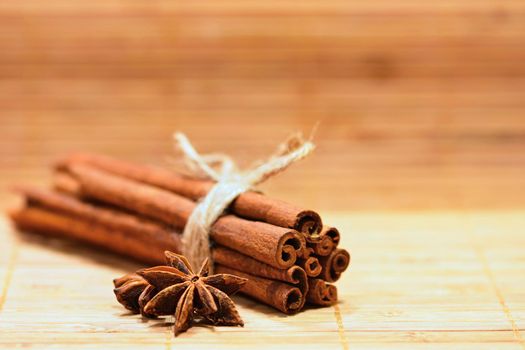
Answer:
[113, 273, 157, 318]
[113, 273, 148, 313]
[137, 251, 247, 335]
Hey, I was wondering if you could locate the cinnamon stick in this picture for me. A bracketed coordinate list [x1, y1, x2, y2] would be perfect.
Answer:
[308, 234, 335, 257]
[321, 226, 340, 247]
[9, 206, 171, 265]
[319, 248, 351, 283]
[57, 153, 323, 237]
[53, 171, 81, 195]
[68, 163, 194, 228]
[212, 245, 307, 289]
[64, 164, 304, 269]
[210, 216, 304, 270]
[212, 245, 308, 310]
[306, 279, 338, 306]
[13, 186, 181, 250]
[296, 256, 322, 278]
[307, 226, 340, 256]
[215, 264, 303, 314]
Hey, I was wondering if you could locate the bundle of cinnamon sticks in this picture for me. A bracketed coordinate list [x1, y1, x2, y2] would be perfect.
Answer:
[9, 153, 350, 313]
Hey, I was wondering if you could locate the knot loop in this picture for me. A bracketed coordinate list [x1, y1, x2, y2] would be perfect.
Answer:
[173, 131, 315, 269]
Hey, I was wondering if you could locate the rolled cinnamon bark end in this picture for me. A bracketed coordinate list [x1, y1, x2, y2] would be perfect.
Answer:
[58, 153, 323, 237]
[212, 245, 308, 287]
[321, 226, 340, 247]
[308, 234, 334, 256]
[212, 245, 309, 310]
[319, 248, 351, 283]
[232, 192, 323, 237]
[306, 279, 338, 306]
[297, 256, 322, 278]
[215, 264, 304, 314]
[211, 216, 304, 269]
[301, 246, 314, 259]
[9, 206, 170, 265]
[295, 210, 323, 237]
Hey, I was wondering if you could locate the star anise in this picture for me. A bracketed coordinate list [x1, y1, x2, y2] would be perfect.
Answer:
[114, 251, 247, 335]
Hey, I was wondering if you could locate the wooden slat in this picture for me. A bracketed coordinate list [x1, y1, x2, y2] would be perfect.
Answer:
[1, 14, 525, 38]
[1, 0, 525, 14]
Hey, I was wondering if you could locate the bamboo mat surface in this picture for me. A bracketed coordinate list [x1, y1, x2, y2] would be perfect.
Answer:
[0, 211, 524, 349]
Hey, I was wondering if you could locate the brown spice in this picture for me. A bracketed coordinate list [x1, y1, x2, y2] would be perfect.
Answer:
[113, 273, 157, 318]
[53, 171, 81, 195]
[9, 192, 334, 313]
[318, 248, 351, 283]
[297, 256, 322, 278]
[57, 153, 323, 237]
[113, 273, 150, 313]
[212, 245, 308, 310]
[210, 215, 305, 269]
[321, 226, 341, 247]
[10, 206, 172, 265]
[212, 245, 307, 287]
[307, 226, 340, 256]
[215, 264, 304, 314]
[116, 251, 247, 335]
[306, 279, 338, 306]
[65, 164, 304, 269]
[68, 163, 194, 228]
[10, 152, 352, 314]
[308, 234, 335, 256]
[13, 186, 182, 254]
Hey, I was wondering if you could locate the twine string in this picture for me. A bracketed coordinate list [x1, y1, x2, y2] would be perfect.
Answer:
[173, 132, 315, 270]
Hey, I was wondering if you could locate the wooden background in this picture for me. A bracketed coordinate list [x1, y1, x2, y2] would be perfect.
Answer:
[1, 0, 525, 212]
[0, 0, 524, 349]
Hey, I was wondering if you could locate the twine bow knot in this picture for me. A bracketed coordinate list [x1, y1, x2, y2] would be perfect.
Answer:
[173, 131, 315, 269]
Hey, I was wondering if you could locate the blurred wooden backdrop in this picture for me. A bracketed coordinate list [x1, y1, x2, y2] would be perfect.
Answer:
[1, 0, 525, 211]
